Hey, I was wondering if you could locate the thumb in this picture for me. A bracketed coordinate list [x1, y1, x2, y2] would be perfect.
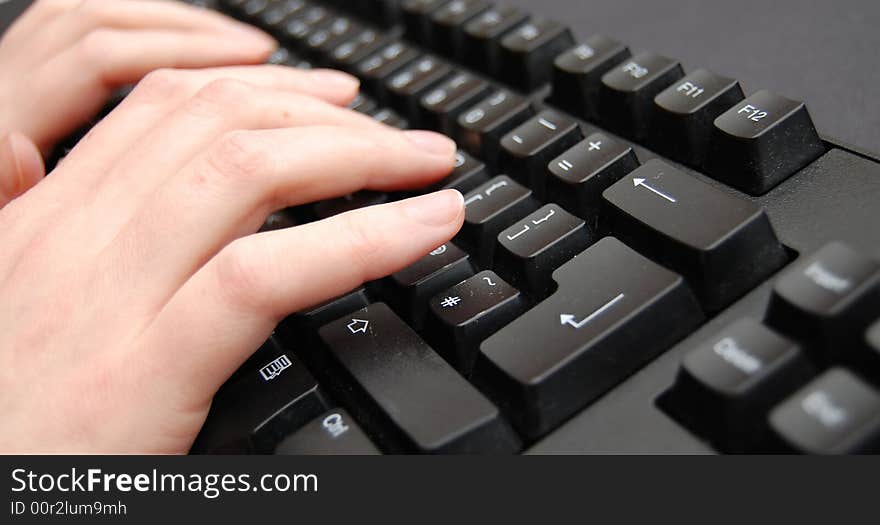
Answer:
[0, 131, 45, 207]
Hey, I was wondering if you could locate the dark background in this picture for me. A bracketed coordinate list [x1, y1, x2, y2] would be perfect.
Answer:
[2, 0, 878, 152]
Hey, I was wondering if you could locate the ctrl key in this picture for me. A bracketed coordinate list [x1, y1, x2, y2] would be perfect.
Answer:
[276, 409, 380, 455]
[768, 368, 880, 454]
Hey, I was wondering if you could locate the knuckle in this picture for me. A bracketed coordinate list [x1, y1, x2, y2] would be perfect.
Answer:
[204, 130, 268, 183]
[192, 78, 250, 109]
[76, 28, 115, 69]
[214, 240, 269, 311]
[132, 68, 184, 102]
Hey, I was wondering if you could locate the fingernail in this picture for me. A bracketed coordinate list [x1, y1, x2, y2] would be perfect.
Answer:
[404, 190, 464, 227]
[309, 69, 361, 91]
[403, 130, 457, 157]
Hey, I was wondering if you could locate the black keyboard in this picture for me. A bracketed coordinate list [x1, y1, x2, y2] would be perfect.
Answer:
[161, 0, 880, 454]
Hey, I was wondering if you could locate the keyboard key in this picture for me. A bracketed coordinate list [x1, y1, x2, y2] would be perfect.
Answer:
[275, 408, 381, 454]
[768, 368, 880, 454]
[547, 132, 639, 223]
[282, 6, 331, 47]
[429, 0, 492, 58]
[370, 107, 409, 128]
[313, 191, 388, 219]
[384, 242, 475, 328]
[650, 69, 744, 167]
[422, 149, 489, 194]
[349, 92, 378, 114]
[499, 109, 583, 198]
[456, 89, 534, 169]
[193, 339, 330, 453]
[401, 0, 450, 46]
[602, 159, 788, 312]
[241, 0, 270, 19]
[765, 242, 880, 359]
[328, 27, 387, 71]
[259, 210, 297, 232]
[356, 42, 421, 104]
[667, 319, 813, 452]
[599, 52, 684, 140]
[296, 287, 372, 330]
[460, 6, 528, 70]
[495, 204, 594, 298]
[302, 16, 359, 59]
[475, 237, 703, 439]
[385, 56, 454, 123]
[706, 90, 826, 195]
[550, 36, 631, 120]
[459, 175, 540, 266]
[498, 20, 575, 91]
[419, 72, 491, 134]
[260, 0, 307, 35]
[425, 270, 527, 373]
[318, 303, 521, 453]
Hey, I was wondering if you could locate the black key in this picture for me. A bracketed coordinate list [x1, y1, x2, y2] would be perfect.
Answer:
[401, 0, 450, 46]
[765, 242, 880, 359]
[603, 159, 788, 312]
[349, 93, 378, 114]
[866, 320, 880, 374]
[456, 89, 534, 169]
[422, 149, 489, 194]
[275, 408, 381, 454]
[475, 237, 703, 439]
[459, 176, 540, 267]
[267, 47, 296, 65]
[318, 303, 521, 453]
[550, 36, 631, 120]
[327, 27, 387, 71]
[313, 191, 388, 219]
[429, 0, 491, 57]
[499, 109, 582, 198]
[495, 204, 594, 298]
[546, 132, 639, 223]
[296, 287, 372, 330]
[666, 319, 813, 452]
[460, 6, 528, 70]
[425, 270, 527, 374]
[385, 56, 454, 123]
[241, 0, 270, 20]
[498, 20, 575, 91]
[598, 52, 684, 140]
[259, 210, 297, 232]
[357, 42, 421, 104]
[193, 339, 330, 453]
[282, 6, 331, 48]
[302, 17, 359, 60]
[260, 1, 308, 35]
[370, 107, 409, 128]
[650, 69, 744, 167]
[384, 242, 475, 328]
[768, 368, 880, 454]
[706, 90, 826, 195]
[419, 72, 492, 134]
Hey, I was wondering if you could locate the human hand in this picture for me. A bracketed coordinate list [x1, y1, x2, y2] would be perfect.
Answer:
[0, 0, 277, 205]
[0, 64, 462, 453]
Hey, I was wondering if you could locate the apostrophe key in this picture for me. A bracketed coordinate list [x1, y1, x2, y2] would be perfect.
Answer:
[650, 69, 745, 167]
[705, 90, 826, 195]
[494, 204, 594, 298]
[456, 89, 534, 169]
[768, 368, 880, 454]
[459, 175, 540, 267]
[602, 160, 788, 312]
[425, 270, 527, 374]
[319, 303, 521, 453]
[765, 242, 880, 360]
[599, 52, 684, 140]
[475, 237, 703, 439]
[498, 109, 582, 198]
[497, 20, 575, 91]
[546, 132, 639, 224]
[665, 319, 814, 452]
[550, 36, 631, 120]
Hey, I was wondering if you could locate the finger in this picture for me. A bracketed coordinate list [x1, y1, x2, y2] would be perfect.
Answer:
[26, 0, 272, 62]
[0, 132, 46, 208]
[58, 66, 359, 175]
[22, 27, 276, 152]
[144, 190, 465, 398]
[0, 0, 80, 49]
[102, 126, 457, 312]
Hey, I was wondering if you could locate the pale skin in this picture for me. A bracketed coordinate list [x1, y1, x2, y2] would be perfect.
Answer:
[0, 0, 464, 453]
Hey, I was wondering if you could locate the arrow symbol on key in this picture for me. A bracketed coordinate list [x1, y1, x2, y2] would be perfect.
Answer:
[559, 293, 625, 329]
[633, 177, 677, 203]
